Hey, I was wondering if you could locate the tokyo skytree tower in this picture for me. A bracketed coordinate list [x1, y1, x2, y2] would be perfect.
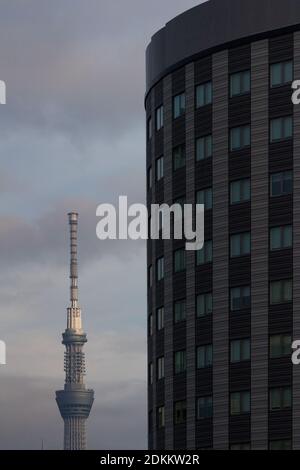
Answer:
[56, 212, 94, 450]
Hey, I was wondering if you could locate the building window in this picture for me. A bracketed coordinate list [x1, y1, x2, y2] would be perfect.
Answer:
[174, 195, 186, 209]
[230, 70, 251, 97]
[269, 440, 292, 450]
[174, 350, 186, 374]
[230, 232, 251, 258]
[196, 188, 212, 210]
[157, 307, 164, 331]
[173, 145, 186, 171]
[270, 387, 292, 411]
[197, 344, 213, 369]
[148, 314, 153, 336]
[174, 299, 186, 324]
[147, 166, 152, 190]
[230, 443, 251, 451]
[156, 105, 164, 131]
[196, 81, 212, 108]
[196, 240, 213, 266]
[196, 135, 212, 161]
[174, 248, 186, 273]
[174, 400, 187, 425]
[270, 334, 291, 359]
[270, 171, 293, 197]
[230, 286, 251, 311]
[149, 362, 153, 385]
[197, 292, 213, 317]
[157, 406, 165, 428]
[270, 225, 292, 251]
[270, 116, 293, 142]
[173, 93, 186, 119]
[270, 61, 293, 87]
[230, 125, 250, 151]
[157, 357, 164, 380]
[156, 156, 164, 181]
[149, 410, 153, 433]
[147, 117, 152, 141]
[156, 257, 164, 282]
[148, 265, 153, 288]
[230, 339, 250, 363]
[230, 178, 251, 205]
[270, 279, 292, 305]
[230, 391, 250, 416]
[197, 396, 213, 420]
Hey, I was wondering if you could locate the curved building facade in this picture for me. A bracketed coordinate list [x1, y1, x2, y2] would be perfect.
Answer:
[146, 0, 300, 450]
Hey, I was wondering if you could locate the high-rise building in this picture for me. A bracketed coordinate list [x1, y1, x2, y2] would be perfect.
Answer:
[146, 0, 300, 450]
[56, 213, 94, 450]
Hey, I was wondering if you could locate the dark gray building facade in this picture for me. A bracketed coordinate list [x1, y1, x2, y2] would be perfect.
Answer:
[146, 0, 300, 450]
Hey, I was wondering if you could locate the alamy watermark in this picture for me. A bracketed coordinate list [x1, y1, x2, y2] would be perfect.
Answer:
[0, 341, 6, 365]
[96, 196, 204, 251]
[0, 80, 6, 104]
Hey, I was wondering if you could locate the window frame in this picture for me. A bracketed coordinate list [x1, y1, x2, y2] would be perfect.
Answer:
[174, 350, 187, 375]
[230, 178, 251, 205]
[196, 240, 213, 266]
[157, 356, 165, 381]
[157, 406, 165, 429]
[269, 440, 292, 450]
[197, 344, 213, 369]
[270, 225, 293, 251]
[230, 286, 251, 311]
[196, 292, 213, 318]
[230, 70, 251, 98]
[174, 299, 186, 324]
[269, 334, 292, 359]
[270, 116, 293, 142]
[230, 391, 251, 416]
[270, 60, 293, 88]
[147, 116, 152, 141]
[155, 105, 164, 131]
[230, 125, 251, 151]
[148, 313, 153, 336]
[174, 248, 186, 273]
[155, 156, 164, 182]
[174, 400, 187, 425]
[196, 134, 213, 161]
[196, 81, 212, 108]
[230, 338, 251, 363]
[197, 396, 213, 420]
[196, 187, 213, 210]
[230, 232, 251, 258]
[269, 386, 292, 411]
[173, 93, 186, 119]
[157, 306, 164, 331]
[173, 144, 186, 171]
[270, 171, 293, 198]
[270, 279, 293, 305]
[156, 257, 164, 282]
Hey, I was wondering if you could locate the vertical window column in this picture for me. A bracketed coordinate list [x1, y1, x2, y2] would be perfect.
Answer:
[251, 39, 269, 450]
[185, 62, 196, 450]
[163, 74, 174, 450]
[212, 50, 229, 449]
[149, 88, 157, 449]
[293, 31, 300, 450]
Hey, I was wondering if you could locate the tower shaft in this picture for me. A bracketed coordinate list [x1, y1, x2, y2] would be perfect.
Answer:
[56, 212, 94, 450]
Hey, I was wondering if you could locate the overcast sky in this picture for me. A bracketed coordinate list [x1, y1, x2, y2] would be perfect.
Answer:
[0, 0, 203, 449]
